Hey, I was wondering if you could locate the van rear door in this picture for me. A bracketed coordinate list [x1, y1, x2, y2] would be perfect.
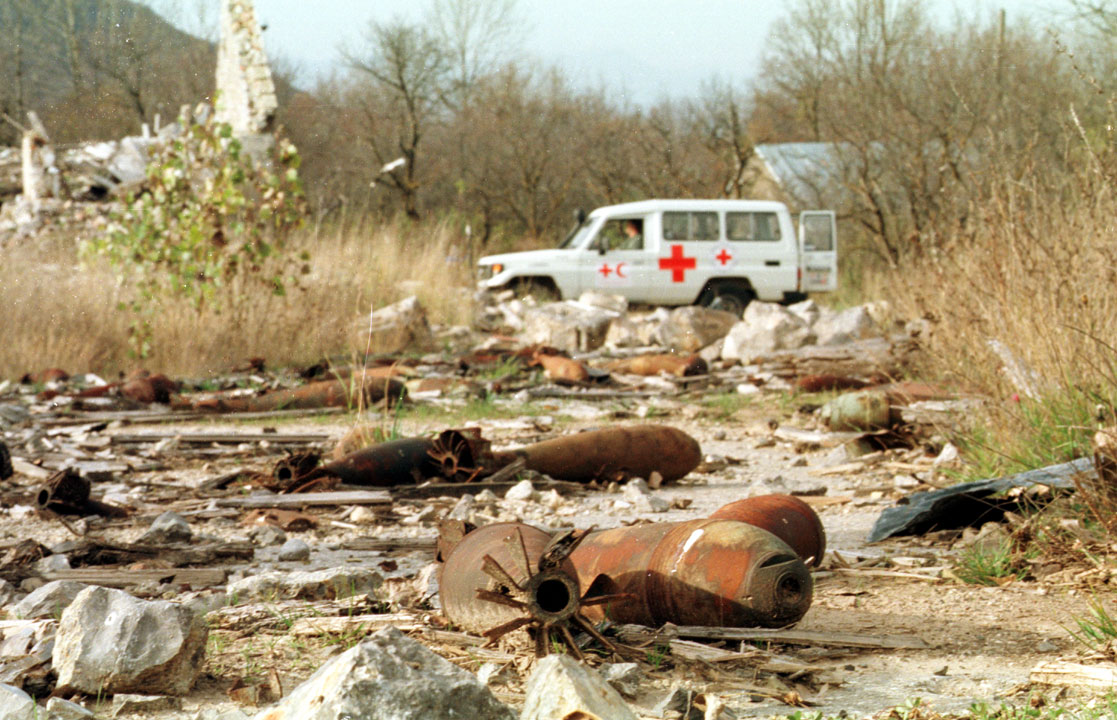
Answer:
[798, 211, 838, 292]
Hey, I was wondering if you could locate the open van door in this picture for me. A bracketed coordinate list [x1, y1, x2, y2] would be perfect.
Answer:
[798, 211, 837, 292]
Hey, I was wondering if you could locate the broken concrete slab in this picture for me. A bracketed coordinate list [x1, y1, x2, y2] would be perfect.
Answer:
[228, 567, 382, 602]
[655, 306, 738, 353]
[54, 586, 208, 696]
[11, 580, 88, 619]
[721, 302, 815, 363]
[522, 301, 617, 353]
[250, 625, 515, 720]
[520, 653, 638, 720]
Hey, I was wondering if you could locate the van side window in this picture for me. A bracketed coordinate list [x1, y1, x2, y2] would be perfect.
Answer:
[727, 212, 781, 242]
[664, 211, 720, 241]
[802, 214, 833, 251]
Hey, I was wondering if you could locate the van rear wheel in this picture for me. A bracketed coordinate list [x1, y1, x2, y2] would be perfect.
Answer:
[698, 282, 754, 316]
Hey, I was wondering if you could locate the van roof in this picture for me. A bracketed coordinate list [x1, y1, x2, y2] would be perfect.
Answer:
[588, 199, 788, 217]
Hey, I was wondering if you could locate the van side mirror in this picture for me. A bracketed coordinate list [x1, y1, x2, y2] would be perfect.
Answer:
[574, 208, 587, 224]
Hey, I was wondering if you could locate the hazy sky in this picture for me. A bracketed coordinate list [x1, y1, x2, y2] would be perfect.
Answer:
[164, 0, 1065, 105]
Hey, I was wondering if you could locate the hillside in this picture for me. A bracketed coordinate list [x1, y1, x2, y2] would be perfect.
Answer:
[0, 0, 216, 144]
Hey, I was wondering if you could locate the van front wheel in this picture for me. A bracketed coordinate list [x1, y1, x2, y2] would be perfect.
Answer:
[698, 282, 754, 316]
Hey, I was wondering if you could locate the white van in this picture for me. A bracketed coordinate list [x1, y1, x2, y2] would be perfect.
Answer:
[477, 199, 837, 314]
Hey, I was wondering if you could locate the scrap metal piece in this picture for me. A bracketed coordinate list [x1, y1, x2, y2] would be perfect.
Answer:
[710, 494, 826, 567]
[569, 518, 813, 628]
[821, 390, 893, 431]
[36, 469, 127, 517]
[439, 522, 625, 657]
[427, 428, 495, 483]
[531, 350, 589, 384]
[272, 450, 321, 491]
[493, 424, 701, 484]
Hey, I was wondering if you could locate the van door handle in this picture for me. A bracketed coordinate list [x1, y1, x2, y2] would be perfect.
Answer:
[765, 260, 780, 267]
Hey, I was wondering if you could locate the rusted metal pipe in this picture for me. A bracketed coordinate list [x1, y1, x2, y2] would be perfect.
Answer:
[37, 469, 127, 517]
[569, 518, 812, 628]
[710, 494, 826, 567]
[193, 377, 406, 413]
[493, 424, 701, 484]
[294, 437, 437, 488]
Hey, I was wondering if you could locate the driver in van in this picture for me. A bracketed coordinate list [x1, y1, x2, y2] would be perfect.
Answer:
[617, 219, 643, 250]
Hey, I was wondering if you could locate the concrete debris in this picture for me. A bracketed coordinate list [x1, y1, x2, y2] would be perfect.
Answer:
[360, 296, 434, 354]
[600, 662, 644, 699]
[0, 684, 36, 720]
[522, 301, 618, 353]
[11, 580, 88, 619]
[54, 586, 208, 696]
[654, 305, 739, 353]
[45, 697, 95, 720]
[139, 511, 194, 544]
[520, 654, 638, 720]
[227, 568, 382, 602]
[577, 290, 629, 315]
[251, 626, 516, 720]
[622, 477, 669, 513]
[721, 302, 815, 363]
[504, 478, 535, 501]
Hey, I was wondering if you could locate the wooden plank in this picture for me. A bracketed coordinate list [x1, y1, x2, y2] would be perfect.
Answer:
[215, 490, 390, 508]
[11, 458, 52, 480]
[620, 624, 929, 649]
[41, 567, 228, 588]
[1031, 661, 1117, 688]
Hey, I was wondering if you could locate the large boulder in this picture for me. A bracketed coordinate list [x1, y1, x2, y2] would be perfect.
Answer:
[722, 302, 815, 363]
[520, 654, 638, 720]
[252, 626, 515, 720]
[0, 684, 36, 720]
[654, 306, 738, 353]
[522, 301, 619, 353]
[53, 586, 207, 696]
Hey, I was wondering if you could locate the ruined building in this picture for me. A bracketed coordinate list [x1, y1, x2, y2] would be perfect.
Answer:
[215, 0, 278, 139]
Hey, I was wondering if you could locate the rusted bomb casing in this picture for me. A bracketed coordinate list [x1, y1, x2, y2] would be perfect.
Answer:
[569, 518, 812, 628]
[710, 494, 826, 567]
[439, 523, 581, 634]
[303, 437, 437, 487]
[532, 352, 589, 384]
[609, 354, 707, 377]
[494, 425, 701, 484]
[821, 390, 893, 431]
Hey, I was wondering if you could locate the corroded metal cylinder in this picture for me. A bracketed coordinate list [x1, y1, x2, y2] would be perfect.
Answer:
[569, 518, 812, 628]
[308, 438, 437, 487]
[439, 523, 580, 634]
[710, 494, 826, 567]
[493, 424, 701, 484]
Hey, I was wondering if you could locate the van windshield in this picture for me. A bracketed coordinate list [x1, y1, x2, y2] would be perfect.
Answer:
[558, 219, 593, 249]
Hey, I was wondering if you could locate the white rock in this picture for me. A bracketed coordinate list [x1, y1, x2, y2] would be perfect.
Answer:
[622, 479, 669, 513]
[140, 511, 193, 543]
[54, 586, 207, 696]
[787, 299, 821, 327]
[721, 302, 815, 363]
[360, 296, 434, 354]
[654, 306, 738, 353]
[278, 539, 310, 562]
[504, 479, 535, 502]
[813, 305, 879, 346]
[34, 554, 70, 573]
[521, 654, 638, 720]
[250, 626, 515, 720]
[350, 506, 378, 525]
[227, 568, 382, 602]
[522, 302, 616, 353]
[577, 291, 628, 314]
[11, 580, 88, 619]
[0, 684, 36, 720]
[934, 442, 960, 466]
[46, 697, 94, 720]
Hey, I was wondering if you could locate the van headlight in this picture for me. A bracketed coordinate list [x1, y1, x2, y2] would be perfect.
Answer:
[478, 263, 502, 280]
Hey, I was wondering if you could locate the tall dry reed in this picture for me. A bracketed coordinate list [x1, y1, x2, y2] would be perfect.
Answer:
[0, 217, 475, 379]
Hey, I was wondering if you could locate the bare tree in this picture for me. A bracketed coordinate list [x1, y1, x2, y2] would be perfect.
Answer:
[343, 19, 448, 220]
[428, 0, 521, 111]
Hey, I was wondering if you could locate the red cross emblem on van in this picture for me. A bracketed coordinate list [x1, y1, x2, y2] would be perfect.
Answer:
[659, 244, 696, 283]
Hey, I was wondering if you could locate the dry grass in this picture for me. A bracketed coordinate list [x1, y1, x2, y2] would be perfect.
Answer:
[880, 171, 1117, 473]
[0, 218, 475, 380]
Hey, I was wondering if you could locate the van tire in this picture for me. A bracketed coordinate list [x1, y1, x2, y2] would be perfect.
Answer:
[698, 281, 754, 316]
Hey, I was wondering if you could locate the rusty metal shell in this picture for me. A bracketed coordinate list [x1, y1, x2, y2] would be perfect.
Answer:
[494, 424, 701, 484]
[608, 354, 707, 377]
[439, 523, 579, 634]
[821, 390, 893, 431]
[709, 494, 826, 567]
[569, 518, 812, 628]
[305, 438, 437, 487]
